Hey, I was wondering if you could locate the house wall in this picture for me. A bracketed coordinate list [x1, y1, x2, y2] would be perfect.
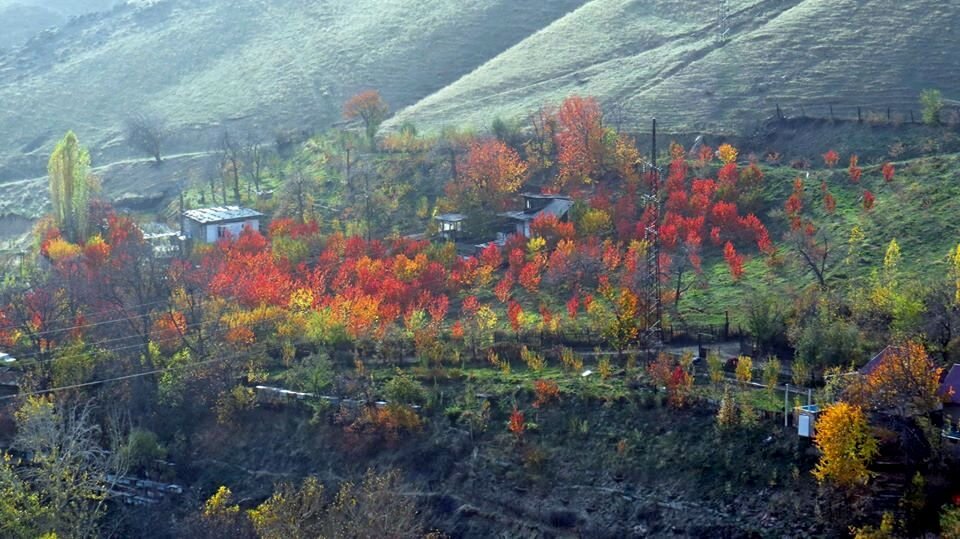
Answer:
[189, 219, 260, 244]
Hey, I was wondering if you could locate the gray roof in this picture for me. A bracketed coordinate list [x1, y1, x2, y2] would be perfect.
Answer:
[435, 213, 467, 222]
[859, 346, 894, 376]
[500, 198, 574, 222]
[521, 193, 572, 201]
[182, 206, 263, 224]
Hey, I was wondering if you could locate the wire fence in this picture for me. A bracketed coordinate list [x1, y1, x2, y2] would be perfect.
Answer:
[767, 101, 960, 127]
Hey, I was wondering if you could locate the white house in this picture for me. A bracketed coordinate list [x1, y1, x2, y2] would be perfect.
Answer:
[181, 206, 263, 244]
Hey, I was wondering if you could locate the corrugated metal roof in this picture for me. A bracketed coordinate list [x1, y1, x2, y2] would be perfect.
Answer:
[435, 213, 467, 222]
[182, 206, 263, 224]
[500, 198, 573, 222]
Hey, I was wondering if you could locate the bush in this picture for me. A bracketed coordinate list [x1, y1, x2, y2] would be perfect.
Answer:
[383, 370, 426, 406]
[921, 89, 944, 125]
[122, 429, 167, 474]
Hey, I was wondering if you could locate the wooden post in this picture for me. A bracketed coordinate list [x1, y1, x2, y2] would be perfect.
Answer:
[785, 383, 790, 427]
[829, 104, 834, 121]
[857, 107, 862, 123]
[911, 111, 915, 123]
[776, 104, 782, 120]
[887, 107, 891, 122]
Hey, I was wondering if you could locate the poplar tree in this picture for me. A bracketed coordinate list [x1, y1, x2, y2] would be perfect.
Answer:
[48, 132, 92, 243]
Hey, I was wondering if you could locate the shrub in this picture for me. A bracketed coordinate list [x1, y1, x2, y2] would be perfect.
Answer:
[521, 346, 546, 373]
[383, 370, 426, 406]
[735, 355, 753, 385]
[921, 89, 944, 125]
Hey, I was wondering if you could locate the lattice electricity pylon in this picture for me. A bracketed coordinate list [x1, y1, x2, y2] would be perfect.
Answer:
[635, 159, 665, 348]
[716, 0, 730, 44]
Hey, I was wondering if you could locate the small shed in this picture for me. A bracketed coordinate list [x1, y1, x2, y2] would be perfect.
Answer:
[796, 404, 820, 438]
[181, 206, 263, 244]
[434, 213, 467, 241]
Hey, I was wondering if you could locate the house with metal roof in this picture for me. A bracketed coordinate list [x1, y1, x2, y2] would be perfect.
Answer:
[181, 206, 263, 244]
[499, 193, 573, 238]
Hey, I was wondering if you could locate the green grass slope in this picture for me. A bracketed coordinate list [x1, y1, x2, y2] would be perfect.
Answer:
[387, 0, 960, 133]
[685, 153, 960, 326]
[0, 0, 586, 181]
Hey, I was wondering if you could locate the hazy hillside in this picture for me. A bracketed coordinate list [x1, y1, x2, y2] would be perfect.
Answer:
[388, 0, 960, 133]
[0, 0, 117, 49]
[0, 0, 586, 182]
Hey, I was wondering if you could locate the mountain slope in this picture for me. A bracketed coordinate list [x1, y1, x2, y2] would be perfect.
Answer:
[0, 0, 587, 181]
[0, 0, 117, 49]
[388, 0, 960, 133]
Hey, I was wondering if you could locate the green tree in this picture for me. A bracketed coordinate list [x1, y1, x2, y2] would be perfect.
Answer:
[762, 357, 781, 395]
[0, 454, 49, 539]
[48, 131, 93, 243]
[921, 89, 944, 125]
[13, 397, 114, 538]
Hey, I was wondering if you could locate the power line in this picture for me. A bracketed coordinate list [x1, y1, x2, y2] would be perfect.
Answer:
[0, 353, 240, 402]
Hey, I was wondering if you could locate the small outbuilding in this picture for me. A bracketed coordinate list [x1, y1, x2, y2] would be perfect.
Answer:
[434, 213, 467, 241]
[181, 206, 263, 244]
[499, 193, 573, 238]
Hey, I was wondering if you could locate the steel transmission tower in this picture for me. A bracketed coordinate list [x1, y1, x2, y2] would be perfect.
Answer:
[636, 119, 664, 348]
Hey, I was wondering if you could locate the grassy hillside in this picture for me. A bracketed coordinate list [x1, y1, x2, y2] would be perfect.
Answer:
[387, 0, 960, 133]
[683, 152, 960, 328]
[0, 0, 117, 49]
[0, 0, 586, 182]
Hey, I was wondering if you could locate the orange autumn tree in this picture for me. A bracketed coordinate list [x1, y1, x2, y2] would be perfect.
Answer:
[556, 95, 606, 187]
[813, 402, 878, 489]
[448, 139, 528, 212]
[343, 90, 389, 150]
[855, 342, 942, 417]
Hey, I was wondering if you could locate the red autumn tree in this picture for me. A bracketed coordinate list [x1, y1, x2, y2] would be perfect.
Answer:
[533, 379, 560, 408]
[343, 90, 389, 150]
[882, 162, 895, 183]
[823, 150, 840, 168]
[848, 154, 862, 183]
[723, 241, 744, 280]
[556, 95, 606, 187]
[508, 408, 526, 439]
[863, 190, 875, 211]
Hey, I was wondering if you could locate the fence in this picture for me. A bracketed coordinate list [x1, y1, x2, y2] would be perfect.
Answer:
[767, 101, 960, 127]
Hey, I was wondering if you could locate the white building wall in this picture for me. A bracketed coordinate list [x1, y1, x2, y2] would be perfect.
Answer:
[199, 219, 260, 243]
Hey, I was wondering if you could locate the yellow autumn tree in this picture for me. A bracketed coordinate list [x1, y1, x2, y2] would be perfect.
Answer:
[813, 402, 878, 488]
[717, 143, 739, 164]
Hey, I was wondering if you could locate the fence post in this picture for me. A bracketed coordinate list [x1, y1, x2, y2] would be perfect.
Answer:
[776, 103, 782, 120]
[887, 107, 891, 122]
[784, 383, 790, 427]
[857, 107, 862, 123]
[911, 111, 915, 123]
[829, 104, 834, 121]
